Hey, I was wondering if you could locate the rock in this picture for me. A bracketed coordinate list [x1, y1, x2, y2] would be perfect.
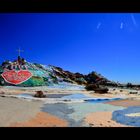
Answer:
[94, 88, 108, 93]
[129, 92, 138, 94]
[34, 91, 46, 98]
[85, 84, 99, 91]
[89, 123, 94, 126]
[85, 84, 108, 93]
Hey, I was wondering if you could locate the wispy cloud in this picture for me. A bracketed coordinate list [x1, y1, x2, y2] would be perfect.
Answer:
[131, 14, 137, 27]
[97, 22, 101, 29]
[120, 22, 124, 29]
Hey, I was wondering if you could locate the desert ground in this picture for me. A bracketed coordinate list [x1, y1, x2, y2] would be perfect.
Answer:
[0, 85, 140, 127]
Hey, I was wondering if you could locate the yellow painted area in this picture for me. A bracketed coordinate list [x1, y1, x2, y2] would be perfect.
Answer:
[125, 113, 140, 117]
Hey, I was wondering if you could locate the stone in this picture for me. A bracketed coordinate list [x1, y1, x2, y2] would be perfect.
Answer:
[94, 88, 109, 93]
[34, 91, 46, 98]
[129, 92, 138, 94]
[85, 84, 108, 93]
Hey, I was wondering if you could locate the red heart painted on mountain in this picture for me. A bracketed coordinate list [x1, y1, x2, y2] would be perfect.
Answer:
[1, 70, 32, 85]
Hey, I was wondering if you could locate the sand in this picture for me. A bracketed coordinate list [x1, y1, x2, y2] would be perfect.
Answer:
[85, 111, 129, 127]
[0, 95, 68, 127]
[10, 112, 68, 127]
[0, 96, 43, 127]
[105, 99, 140, 107]
[125, 113, 140, 117]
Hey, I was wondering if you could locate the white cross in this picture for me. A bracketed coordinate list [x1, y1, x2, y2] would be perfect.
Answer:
[16, 47, 24, 57]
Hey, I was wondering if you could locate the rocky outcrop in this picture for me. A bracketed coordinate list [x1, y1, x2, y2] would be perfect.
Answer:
[51, 66, 110, 85]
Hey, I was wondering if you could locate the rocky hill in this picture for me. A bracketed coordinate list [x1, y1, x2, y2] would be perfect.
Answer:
[0, 57, 113, 87]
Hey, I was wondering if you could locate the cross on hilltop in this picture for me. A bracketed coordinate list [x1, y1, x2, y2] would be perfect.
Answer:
[16, 47, 24, 57]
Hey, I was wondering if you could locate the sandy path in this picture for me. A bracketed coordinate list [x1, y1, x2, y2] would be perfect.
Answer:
[85, 111, 129, 127]
[0, 96, 43, 127]
[10, 112, 68, 127]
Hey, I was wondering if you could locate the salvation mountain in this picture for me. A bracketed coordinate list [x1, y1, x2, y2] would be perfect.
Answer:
[0, 57, 113, 87]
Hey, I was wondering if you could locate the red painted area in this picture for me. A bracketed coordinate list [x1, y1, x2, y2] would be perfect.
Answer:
[96, 77, 102, 81]
[1, 70, 32, 85]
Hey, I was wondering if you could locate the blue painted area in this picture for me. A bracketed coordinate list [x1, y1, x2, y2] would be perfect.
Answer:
[41, 102, 125, 127]
[112, 106, 140, 127]
[30, 69, 48, 77]
[62, 93, 89, 99]
[86, 97, 122, 103]
[68, 102, 125, 123]
[62, 93, 123, 103]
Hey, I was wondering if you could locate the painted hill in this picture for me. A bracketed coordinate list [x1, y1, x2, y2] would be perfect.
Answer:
[0, 57, 113, 87]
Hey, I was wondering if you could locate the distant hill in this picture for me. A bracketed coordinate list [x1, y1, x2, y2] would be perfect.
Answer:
[0, 58, 114, 87]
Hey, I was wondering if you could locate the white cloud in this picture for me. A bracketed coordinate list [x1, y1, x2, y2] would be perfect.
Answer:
[120, 22, 124, 29]
[131, 14, 137, 27]
[97, 22, 101, 29]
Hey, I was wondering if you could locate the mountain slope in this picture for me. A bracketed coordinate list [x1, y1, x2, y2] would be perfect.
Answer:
[0, 58, 112, 87]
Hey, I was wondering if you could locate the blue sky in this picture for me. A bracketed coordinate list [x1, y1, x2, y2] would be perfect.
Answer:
[0, 13, 140, 84]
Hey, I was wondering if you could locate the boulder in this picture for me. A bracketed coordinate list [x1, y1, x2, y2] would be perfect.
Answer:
[85, 84, 108, 93]
[34, 91, 46, 98]
[94, 88, 109, 93]
[85, 84, 99, 91]
[129, 91, 138, 94]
